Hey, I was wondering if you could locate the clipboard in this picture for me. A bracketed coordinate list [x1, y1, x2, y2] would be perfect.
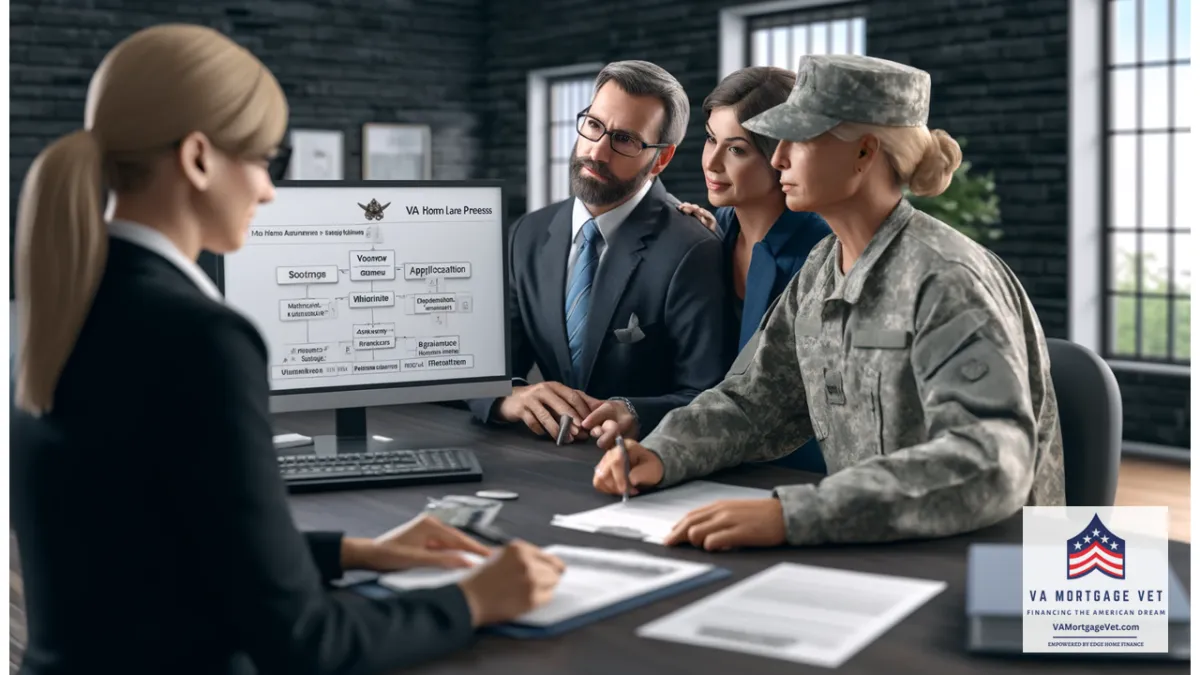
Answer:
[347, 566, 733, 639]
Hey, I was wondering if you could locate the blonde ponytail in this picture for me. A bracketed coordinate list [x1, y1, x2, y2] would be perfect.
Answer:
[13, 23, 289, 415]
[14, 130, 109, 415]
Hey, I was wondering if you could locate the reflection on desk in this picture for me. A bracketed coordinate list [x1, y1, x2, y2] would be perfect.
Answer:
[274, 403, 1191, 675]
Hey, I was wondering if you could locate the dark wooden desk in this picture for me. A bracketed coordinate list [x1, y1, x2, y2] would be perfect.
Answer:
[274, 403, 1191, 675]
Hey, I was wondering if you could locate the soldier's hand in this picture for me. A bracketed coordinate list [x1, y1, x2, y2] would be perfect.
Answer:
[496, 382, 600, 441]
[581, 401, 638, 449]
[677, 202, 718, 232]
[664, 499, 787, 551]
[592, 438, 663, 496]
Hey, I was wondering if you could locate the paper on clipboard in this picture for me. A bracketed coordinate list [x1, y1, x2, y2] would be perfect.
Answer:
[551, 481, 772, 545]
[377, 545, 717, 627]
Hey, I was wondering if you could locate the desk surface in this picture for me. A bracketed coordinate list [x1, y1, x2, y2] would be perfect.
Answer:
[274, 403, 1191, 675]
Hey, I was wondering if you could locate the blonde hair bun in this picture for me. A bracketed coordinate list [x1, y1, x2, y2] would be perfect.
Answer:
[908, 129, 962, 197]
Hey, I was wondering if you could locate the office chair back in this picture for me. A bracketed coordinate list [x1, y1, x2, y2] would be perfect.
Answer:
[1046, 338, 1122, 507]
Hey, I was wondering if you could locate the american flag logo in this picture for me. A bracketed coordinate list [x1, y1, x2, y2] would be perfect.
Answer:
[1067, 513, 1125, 580]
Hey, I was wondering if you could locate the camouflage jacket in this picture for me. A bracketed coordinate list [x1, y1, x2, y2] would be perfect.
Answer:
[641, 198, 1066, 545]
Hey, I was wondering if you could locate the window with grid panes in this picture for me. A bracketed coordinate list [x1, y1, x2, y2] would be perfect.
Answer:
[746, 2, 867, 68]
[1103, 0, 1191, 364]
[547, 76, 596, 203]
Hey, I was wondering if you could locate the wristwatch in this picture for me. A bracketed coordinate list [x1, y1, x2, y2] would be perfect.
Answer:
[607, 396, 639, 430]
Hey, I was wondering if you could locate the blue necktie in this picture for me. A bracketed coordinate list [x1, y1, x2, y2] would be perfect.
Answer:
[565, 219, 600, 384]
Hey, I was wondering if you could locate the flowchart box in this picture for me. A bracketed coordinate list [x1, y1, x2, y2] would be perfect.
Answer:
[413, 293, 457, 314]
[401, 354, 475, 371]
[280, 298, 335, 321]
[277, 266, 340, 285]
[352, 361, 401, 375]
[350, 249, 396, 281]
[348, 291, 395, 308]
[271, 363, 351, 379]
[353, 323, 396, 338]
[355, 336, 397, 351]
[350, 250, 396, 267]
[416, 335, 461, 356]
[403, 262, 472, 280]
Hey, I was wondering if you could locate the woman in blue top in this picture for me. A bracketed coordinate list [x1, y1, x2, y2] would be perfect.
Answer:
[679, 66, 832, 473]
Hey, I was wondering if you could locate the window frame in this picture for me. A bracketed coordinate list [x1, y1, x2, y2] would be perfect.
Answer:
[718, 0, 867, 80]
[525, 63, 603, 212]
[1071, 0, 1190, 373]
[1099, 0, 1190, 366]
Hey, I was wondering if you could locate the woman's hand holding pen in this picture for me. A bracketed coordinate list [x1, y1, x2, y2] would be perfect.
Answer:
[457, 541, 566, 627]
[592, 437, 663, 497]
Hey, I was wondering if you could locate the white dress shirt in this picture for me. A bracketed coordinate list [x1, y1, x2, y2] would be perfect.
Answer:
[565, 177, 655, 289]
[107, 219, 223, 302]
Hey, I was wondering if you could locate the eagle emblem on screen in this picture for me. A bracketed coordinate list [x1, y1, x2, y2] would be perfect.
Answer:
[358, 199, 390, 221]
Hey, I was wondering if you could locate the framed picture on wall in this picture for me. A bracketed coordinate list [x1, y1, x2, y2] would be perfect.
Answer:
[286, 129, 344, 180]
[362, 123, 432, 180]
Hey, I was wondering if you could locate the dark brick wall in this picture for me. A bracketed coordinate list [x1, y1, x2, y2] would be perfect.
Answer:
[8, 0, 487, 270]
[1113, 369, 1191, 449]
[8, 0, 1190, 449]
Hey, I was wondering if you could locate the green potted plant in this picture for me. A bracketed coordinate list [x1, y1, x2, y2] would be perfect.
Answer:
[904, 138, 1002, 242]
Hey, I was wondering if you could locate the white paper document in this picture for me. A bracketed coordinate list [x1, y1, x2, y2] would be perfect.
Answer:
[636, 562, 947, 668]
[551, 481, 772, 545]
[378, 545, 716, 627]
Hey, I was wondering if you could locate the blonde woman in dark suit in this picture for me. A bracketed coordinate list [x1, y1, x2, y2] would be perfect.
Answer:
[11, 23, 562, 675]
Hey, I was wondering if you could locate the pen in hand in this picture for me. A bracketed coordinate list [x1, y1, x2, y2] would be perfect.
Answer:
[616, 435, 630, 503]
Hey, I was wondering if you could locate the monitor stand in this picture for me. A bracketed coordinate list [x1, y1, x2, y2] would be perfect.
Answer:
[308, 407, 399, 456]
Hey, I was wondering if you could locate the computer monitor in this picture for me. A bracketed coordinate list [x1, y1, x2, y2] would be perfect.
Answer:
[215, 179, 511, 453]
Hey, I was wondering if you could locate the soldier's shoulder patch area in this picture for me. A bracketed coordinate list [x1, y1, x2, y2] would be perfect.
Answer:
[960, 358, 989, 382]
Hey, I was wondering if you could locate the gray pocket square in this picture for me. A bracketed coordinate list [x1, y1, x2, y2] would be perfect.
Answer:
[613, 313, 646, 344]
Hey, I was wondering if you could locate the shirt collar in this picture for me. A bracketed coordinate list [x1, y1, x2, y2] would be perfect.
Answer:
[107, 219, 223, 302]
[824, 198, 914, 304]
[571, 176, 655, 244]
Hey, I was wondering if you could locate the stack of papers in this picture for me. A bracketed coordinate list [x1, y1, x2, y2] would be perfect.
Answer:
[551, 481, 772, 545]
[378, 545, 722, 630]
[636, 562, 947, 668]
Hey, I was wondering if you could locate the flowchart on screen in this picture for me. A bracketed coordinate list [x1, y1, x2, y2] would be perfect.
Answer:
[272, 239, 478, 382]
[221, 189, 508, 391]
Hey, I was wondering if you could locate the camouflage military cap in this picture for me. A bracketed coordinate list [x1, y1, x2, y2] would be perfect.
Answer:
[743, 54, 931, 141]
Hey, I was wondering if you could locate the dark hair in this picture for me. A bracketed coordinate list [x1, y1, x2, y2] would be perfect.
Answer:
[593, 60, 690, 146]
[702, 66, 795, 159]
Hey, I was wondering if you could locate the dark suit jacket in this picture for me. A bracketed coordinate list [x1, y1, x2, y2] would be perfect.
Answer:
[468, 179, 730, 436]
[10, 238, 475, 675]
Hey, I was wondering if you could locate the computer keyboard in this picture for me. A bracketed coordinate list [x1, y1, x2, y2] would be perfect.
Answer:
[278, 447, 483, 492]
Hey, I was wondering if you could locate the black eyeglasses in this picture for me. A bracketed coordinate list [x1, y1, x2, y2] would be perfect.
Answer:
[268, 144, 292, 182]
[576, 112, 670, 158]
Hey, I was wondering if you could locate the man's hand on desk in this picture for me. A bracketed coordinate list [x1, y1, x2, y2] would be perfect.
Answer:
[495, 382, 600, 442]
[664, 499, 787, 551]
[340, 514, 493, 572]
[592, 438, 663, 496]
[582, 401, 639, 449]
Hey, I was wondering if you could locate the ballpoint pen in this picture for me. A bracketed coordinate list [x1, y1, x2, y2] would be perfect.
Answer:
[616, 435, 630, 503]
